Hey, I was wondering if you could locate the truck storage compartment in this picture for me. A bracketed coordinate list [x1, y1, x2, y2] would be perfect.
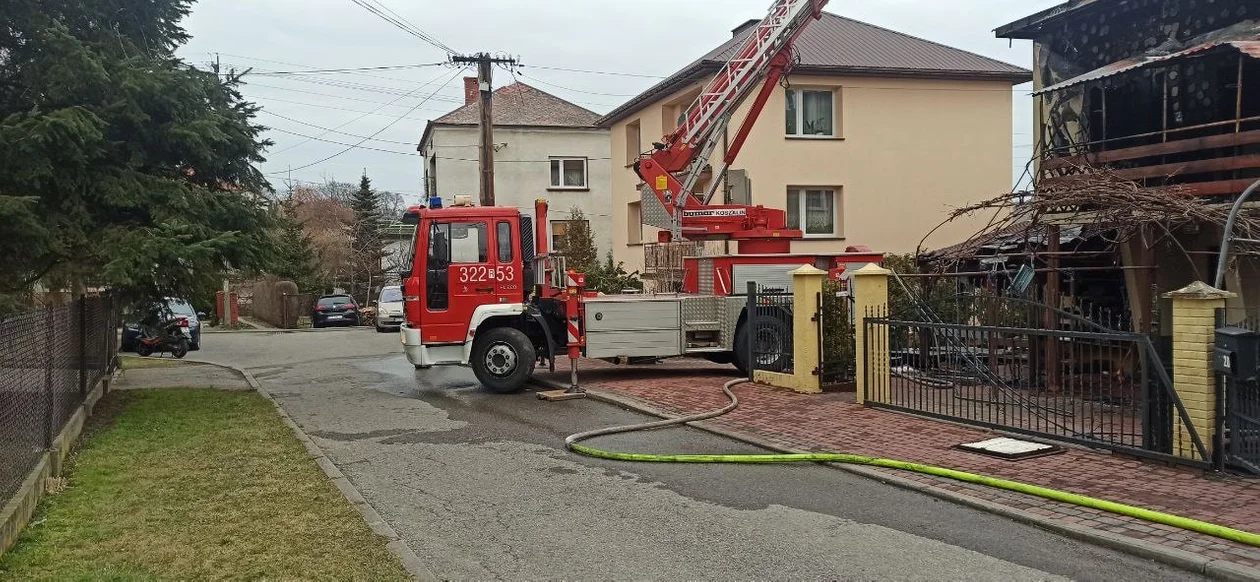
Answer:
[584, 297, 682, 358]
[584, 298, 680, 331]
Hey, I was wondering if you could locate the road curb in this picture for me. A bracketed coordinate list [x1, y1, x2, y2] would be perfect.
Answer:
[188, 358, 438, 582]
[552, 380, 1260, 582]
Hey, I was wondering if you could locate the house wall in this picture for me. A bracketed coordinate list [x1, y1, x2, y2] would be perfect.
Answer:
[608, 74, 1015, 272]
[422, 126, 613, 258]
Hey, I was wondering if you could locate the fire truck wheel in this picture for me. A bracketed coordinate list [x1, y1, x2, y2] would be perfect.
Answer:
[733, 316, 791, 374]
[471, 327, 536, 394]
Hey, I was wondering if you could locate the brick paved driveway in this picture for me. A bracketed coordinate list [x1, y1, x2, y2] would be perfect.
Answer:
[536, 356, 1260, 572]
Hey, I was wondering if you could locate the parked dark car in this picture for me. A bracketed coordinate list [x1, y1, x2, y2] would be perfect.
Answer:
[312, 294, 360, 328]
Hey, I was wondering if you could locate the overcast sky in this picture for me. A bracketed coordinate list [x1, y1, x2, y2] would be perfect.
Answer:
[177, 0, 1062, 204]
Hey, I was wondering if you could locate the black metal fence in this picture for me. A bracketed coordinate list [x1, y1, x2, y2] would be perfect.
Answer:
[1217, 308, 1260, 474]
[863, 291, 1208, 465]
[818, 281, 855, 389]
[746, 283, 794, 374]
[0, 295, 120, 503]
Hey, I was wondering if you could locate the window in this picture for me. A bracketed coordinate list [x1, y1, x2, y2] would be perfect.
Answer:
[317, 296, 355, 308]
[497, 222, 513, 263]
[551, 220, 588, 252]
[626, 120, 641, 165]
[627, 201, 642, 244]
[785, 88, 837, 137]
[550, 158, 587, 189]
[379, 287, 403, 303]
[786, 188, 839, 237]
[429, 222, 487, 265]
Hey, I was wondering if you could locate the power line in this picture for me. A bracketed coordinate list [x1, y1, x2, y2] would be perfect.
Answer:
[431, 155, 613, 163]
[268, 66, 468, 175]
[516, 72, 640, 98]
[248, 95, 439, 120]
[279, 176, 425, 195]
[346, 0, 457, 54]
[263, 67, 455, 156]
[259, 110, 419, 146]
[211, 52, 441, 85]
[248, 82, 461, 110]
[253, 63, 446, 76]
[526, 64, 667, 79]
[268, 127, 417, 155]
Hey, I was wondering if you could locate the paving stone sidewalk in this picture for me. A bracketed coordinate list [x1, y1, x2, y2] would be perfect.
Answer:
[536, 357, 1260, 572]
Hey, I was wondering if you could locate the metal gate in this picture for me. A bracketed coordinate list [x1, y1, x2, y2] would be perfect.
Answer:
[1224, 376, 1260, 474]
[746, 283, 794, 375]
[863, 283, 1209, 466]
[817, 281, 855, 390]
[1216, 309, 1260, 474]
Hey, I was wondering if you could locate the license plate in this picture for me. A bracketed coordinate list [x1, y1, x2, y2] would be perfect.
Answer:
[327, 315, 343, 320]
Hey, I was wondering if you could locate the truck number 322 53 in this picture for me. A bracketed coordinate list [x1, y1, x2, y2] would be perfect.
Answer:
[459, 265, 515, 283]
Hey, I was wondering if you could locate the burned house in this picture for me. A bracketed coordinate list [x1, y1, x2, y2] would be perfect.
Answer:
[942, 0, 1260, 332]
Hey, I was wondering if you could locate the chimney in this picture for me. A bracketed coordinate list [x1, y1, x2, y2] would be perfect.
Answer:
[732, 18, 760, 38]
[463, 77, 479, 105]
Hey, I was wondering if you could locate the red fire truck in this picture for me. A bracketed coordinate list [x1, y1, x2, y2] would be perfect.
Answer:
[400, 0, 882, 393]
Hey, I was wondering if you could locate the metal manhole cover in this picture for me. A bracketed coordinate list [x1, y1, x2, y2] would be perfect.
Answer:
[954, 437, 1063, 461]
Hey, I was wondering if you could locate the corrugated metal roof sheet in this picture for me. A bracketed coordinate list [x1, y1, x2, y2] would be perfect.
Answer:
[995, 0, 1106, 40]
[1034, 23, 1260, 95]
[598, 12, 1030, 127]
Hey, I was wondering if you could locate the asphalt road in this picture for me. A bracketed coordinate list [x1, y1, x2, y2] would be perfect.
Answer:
[196, 327, 1202, 581]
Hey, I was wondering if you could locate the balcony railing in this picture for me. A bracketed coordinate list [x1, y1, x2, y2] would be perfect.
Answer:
[1040, 115, 1260, 197]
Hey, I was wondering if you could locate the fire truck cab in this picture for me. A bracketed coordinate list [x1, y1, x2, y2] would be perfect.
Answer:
[399, 198, 880, 394]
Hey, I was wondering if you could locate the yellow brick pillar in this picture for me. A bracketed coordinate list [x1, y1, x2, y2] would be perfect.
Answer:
[853, 264, 891, 406]
[753, 265, 825, 394]
[1165, 281, 1234, 462]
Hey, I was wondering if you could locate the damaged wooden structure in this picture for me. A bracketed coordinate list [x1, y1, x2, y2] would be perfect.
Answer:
[919, 0, 1260, 334]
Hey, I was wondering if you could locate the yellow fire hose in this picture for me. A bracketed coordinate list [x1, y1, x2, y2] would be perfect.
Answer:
[565, 379, 1260, 548]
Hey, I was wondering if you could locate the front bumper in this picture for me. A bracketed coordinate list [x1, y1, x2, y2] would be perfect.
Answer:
[401, 325, 466, 367]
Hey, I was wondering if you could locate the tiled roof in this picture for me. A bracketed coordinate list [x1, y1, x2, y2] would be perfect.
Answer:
[432, 83, 601, 127]
[598, 12, 1031, 127]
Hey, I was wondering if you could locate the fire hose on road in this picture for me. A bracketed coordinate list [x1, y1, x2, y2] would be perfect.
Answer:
[565, 378, 1260, 548]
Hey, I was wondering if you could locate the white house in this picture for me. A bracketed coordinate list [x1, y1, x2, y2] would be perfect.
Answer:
[418, 79, 613, 258]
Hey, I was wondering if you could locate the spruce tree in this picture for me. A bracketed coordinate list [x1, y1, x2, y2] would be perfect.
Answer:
[554, 207, 599, 271]
[0, 0, 276, 311]
[349, 172, 385, 303]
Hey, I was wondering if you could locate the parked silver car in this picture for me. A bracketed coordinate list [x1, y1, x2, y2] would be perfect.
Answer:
[374, 285, 404, 332]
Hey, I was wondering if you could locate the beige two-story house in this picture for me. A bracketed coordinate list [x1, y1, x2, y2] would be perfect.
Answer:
[597, 13, 1031, 274]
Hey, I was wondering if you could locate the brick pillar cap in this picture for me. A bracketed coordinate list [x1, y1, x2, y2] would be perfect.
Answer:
[790, 264, 826, 276]
[853, 263, 892, 276]
[1162, 281, 1237, 300]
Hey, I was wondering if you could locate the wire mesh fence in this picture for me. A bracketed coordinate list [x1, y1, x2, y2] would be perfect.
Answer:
[0, 295, 119, 503]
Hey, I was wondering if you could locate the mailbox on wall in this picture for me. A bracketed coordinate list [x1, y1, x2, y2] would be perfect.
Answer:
[1215, 326, 1260, 379]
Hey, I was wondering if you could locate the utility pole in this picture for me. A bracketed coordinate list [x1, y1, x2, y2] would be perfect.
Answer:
[451, 52, 518, 207]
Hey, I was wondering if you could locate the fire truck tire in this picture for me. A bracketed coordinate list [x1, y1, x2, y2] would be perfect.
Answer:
[733, 316, 791, 375]
[470, 327, 536, 394]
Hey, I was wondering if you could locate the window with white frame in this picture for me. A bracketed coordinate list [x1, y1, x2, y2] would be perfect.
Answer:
[785, 88, 837, 137]
[786, 188, 840, 237]
[550, 157, 587, 189]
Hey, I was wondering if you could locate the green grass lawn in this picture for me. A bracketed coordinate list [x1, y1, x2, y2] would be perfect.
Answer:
[0, 389, 409, 581]
[119, 355, 187, 369]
